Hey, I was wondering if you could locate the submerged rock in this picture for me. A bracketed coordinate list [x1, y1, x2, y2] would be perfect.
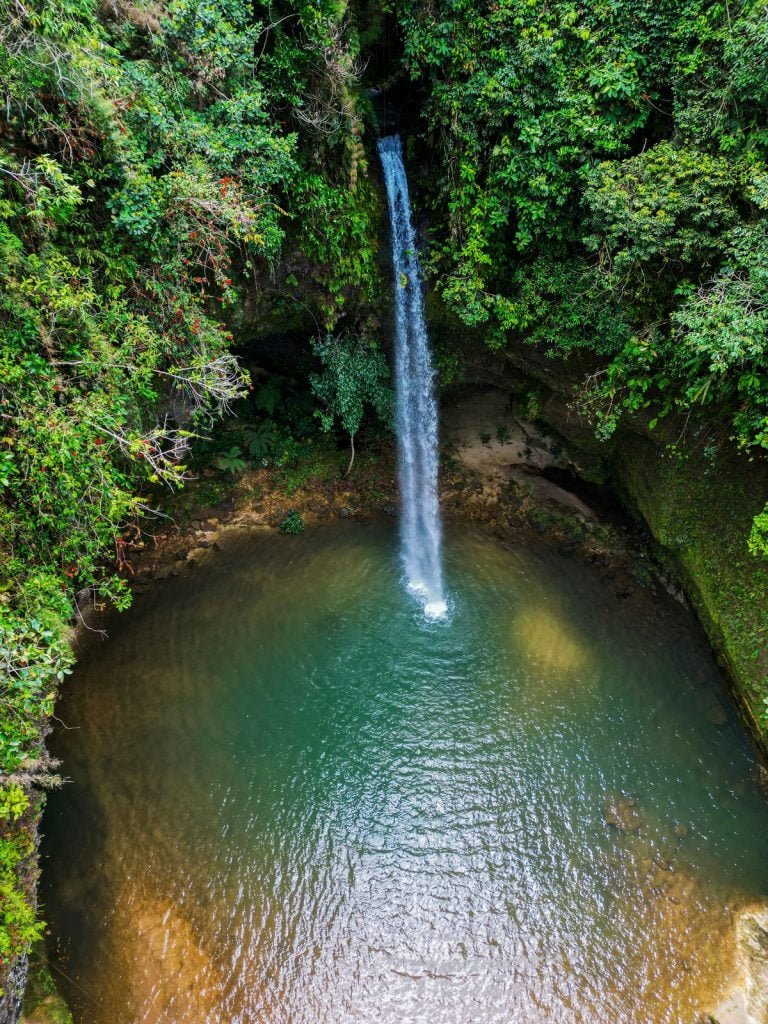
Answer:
[707, 702, 729, 727]
[113, 884, 224, 1023]
[603, 792, 642, 833]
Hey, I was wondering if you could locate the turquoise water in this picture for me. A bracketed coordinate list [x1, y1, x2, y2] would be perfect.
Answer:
[42, 522, 768, 1023]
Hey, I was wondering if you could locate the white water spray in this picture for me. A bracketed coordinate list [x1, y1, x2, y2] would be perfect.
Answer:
[378, 134, 447, 619]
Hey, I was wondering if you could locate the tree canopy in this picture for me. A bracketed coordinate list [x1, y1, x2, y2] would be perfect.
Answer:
[394, 0, 768, 550]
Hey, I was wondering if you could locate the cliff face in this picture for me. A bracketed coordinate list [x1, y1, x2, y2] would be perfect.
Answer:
[447, 337, 768, 758]
[612, 430, 768, 745]
[0, 955, 26, 1024]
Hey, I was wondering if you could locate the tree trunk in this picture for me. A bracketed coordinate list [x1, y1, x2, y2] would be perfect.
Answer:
[344, 433, 355, 478]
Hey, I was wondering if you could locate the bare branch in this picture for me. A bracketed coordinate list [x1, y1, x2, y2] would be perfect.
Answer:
[160, 352, 246, 420]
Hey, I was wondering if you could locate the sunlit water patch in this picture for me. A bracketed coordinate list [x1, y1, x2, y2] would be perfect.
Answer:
[42, 522, 768, 1023]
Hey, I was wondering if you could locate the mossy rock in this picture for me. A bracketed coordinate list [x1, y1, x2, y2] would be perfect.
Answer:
[21, 949, 73, 1024]
[22, 992, 73, 1024]
[612, 428, 768, 752]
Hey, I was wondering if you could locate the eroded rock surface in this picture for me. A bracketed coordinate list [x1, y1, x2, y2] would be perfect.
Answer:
[737, 905, 768, 1023]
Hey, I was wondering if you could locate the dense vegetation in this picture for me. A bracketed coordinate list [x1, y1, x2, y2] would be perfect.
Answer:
[2, 0, 768, 998]
[394, 0, 768, 554]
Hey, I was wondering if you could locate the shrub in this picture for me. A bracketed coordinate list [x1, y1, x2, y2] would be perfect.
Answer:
[279, 510, 305, 534]
[214, 447, 246, 475]
[243, 422, 280, 463]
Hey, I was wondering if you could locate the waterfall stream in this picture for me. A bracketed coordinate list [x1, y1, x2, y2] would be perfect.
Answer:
[378, 134, 447, 619]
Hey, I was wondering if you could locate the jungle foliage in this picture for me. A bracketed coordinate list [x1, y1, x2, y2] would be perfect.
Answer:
[394, 0, 768, 551]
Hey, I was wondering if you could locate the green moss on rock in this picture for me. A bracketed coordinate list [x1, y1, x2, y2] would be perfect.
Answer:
[613, 430, 768, 750]
[21, 948, 73, 1024]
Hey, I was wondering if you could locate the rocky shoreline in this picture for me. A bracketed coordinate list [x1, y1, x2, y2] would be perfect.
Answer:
[76, 405, 668, 633]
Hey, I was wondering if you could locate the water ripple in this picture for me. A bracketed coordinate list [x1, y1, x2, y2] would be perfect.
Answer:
[42, 523, 768, 1024]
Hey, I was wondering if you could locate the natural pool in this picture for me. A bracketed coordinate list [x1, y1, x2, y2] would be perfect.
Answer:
[42, 522, 768, 1023]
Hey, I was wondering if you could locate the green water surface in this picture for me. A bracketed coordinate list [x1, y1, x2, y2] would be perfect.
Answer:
[42, 522, 768, 1023]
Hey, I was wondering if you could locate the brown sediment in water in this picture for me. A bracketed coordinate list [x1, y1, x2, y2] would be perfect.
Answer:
[592, 810, 755, 1020]
[615, 865, 739, 1019]
[109, 880, 225, 1024]
[512, 604, 591, 680]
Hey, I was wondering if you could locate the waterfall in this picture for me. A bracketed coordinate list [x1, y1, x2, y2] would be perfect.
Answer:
[378, 134, 447, 619]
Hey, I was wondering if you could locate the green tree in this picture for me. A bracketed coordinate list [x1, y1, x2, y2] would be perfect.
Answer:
[310, 333, 392, 476]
